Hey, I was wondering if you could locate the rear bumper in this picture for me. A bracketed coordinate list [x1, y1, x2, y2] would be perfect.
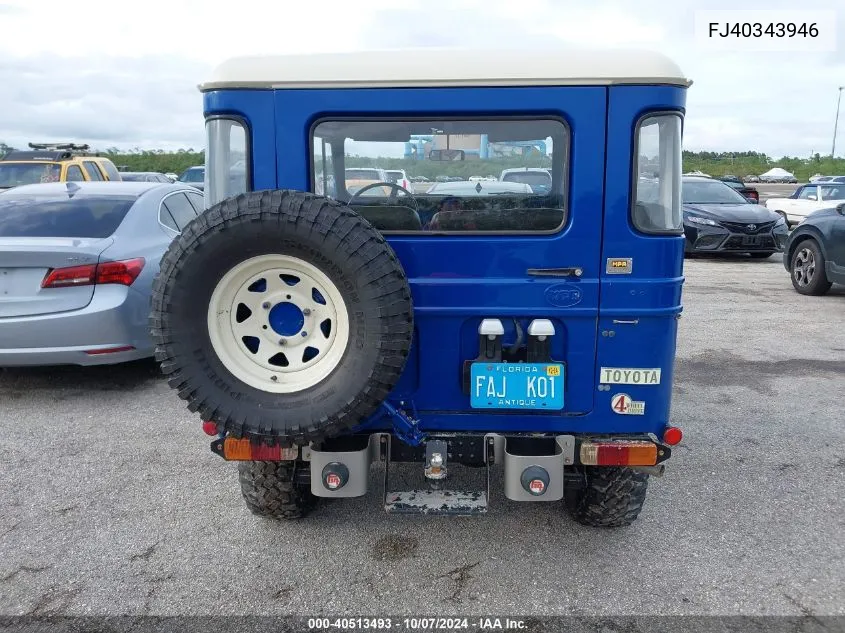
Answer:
[0, 285, 154, 367]
[212, 431, 673, 513]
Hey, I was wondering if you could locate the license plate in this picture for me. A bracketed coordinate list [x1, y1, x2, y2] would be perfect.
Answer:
[741, 235, 762, 246]
[470, 363, 564, 410]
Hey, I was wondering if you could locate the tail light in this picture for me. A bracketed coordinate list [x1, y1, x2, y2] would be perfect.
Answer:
[221, 436, 299, 461]
[41, 258, 145, 289]
[580, 440, 658, 466]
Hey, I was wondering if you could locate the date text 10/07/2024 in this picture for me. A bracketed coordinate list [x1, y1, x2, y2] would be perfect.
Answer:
[307, 617, 528, 630]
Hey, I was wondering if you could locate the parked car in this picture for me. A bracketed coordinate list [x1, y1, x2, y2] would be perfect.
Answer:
[784, 203, 845, 295]
[719, 175, 759, 202]
[682, 170, 711, 178]
[165, 173, 179, 182]
[499, 167, 552, 193]
[0, 143, 122, 191]
[344, 167, 388, 195]
[119, 171, 173, 183]
[678, 176, 788, 257]
[743, 175, 760, 183]
[764, 183, 845, 226]
[425, 180, 533, 196]
[384, 169, 411, 191]
[0, 181, 205, 366]
[178, 166, 205, 191]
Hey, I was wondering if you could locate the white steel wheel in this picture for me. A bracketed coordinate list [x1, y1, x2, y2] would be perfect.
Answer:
[207, 254, 349, 394]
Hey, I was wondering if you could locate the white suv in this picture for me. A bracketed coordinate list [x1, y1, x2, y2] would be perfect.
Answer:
[384, 169, 411, 191]
[499, 167, 552, 194]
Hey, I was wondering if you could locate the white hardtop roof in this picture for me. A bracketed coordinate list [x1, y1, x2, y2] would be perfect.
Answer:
[200, 49, 691, 91]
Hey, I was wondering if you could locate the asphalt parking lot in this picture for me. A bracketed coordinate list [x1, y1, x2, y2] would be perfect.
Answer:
[1, 253, 843, 618]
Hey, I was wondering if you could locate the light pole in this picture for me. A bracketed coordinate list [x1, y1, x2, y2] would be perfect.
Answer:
[833, 86, 845, 158]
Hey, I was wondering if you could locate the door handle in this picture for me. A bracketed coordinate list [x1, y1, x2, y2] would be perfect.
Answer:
[526, 267, 583, 278]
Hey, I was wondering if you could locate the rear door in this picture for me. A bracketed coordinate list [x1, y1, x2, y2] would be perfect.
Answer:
[276, 86, 606, 424]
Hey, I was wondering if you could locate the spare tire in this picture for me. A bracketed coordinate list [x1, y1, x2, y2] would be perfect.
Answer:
[150, 190, 413, 444]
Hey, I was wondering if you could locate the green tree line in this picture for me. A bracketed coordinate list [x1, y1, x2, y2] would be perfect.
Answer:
[3, 142, 845, 181]
[0, 143, 204, 175]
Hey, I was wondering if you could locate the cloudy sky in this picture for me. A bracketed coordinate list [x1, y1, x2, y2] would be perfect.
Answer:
[0, 0, 842, 158]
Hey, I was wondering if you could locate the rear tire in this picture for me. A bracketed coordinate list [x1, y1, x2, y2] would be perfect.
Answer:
[565, 467, 649, 527]
[238, 461, 316, 519]
[790, 239, 831, 296]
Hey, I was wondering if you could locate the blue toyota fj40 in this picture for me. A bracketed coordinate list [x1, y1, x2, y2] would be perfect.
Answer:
[151, 49, 690, 526]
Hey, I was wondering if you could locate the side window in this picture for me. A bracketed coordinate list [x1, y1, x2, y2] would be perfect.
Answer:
[185, 191, 206, 213]
[162, 192, 198, 231]
[314, 137, 335, 199]
[82, 161, 104, 181]
[66, 165, 85, 182]
[632, 114, 682, 233]
[798, 186, 818, 200]
[159, 205, 179, 232]
[205, 118, 248, 207]
[822, 186, 845, 201]
[99, 160, 121, 181]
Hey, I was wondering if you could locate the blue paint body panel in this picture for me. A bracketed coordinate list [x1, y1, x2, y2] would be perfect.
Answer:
[202, 82, 687, 438]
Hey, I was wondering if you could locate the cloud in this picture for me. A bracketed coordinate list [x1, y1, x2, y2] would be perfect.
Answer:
[0, 0, 843, 157]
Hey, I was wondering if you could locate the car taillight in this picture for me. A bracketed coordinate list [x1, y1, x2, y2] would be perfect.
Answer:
[96, 258, 145, 285]
[41, 258, 145, 289]
[40, 264, 97, 288]
[579, 440, 658, 466]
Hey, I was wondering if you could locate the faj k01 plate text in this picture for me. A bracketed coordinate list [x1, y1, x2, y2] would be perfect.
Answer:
[471, 362, 564, 410]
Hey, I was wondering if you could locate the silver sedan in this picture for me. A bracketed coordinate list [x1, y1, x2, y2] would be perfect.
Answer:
[0, 181, 205, 366]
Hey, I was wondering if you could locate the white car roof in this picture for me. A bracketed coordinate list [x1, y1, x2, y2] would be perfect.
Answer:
[501, 167, 551, 175]
[427, 181, 533, 195]
[200, 49, 690, 91]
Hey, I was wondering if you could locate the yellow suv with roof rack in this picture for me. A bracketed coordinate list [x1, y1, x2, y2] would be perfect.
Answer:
[0, 143, 122, 191]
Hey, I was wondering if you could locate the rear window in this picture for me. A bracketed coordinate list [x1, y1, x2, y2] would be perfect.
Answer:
[0, 195, 136, 238]
[312, 118, 568, 233]
[0, 163, 61, 187]
[119, 173, 145, 182]
[501, 170, 552, 192]
[180, 168, 205, 183]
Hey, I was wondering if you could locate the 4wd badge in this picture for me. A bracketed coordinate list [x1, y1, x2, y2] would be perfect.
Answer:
[606, 258, 632, 274]
[610, 393, 645, 415]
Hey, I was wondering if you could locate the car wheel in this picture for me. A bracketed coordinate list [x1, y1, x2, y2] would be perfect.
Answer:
[564, 466, 649, 527]
[238, 461, 317, 519]
[790, 239, 832, 296]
